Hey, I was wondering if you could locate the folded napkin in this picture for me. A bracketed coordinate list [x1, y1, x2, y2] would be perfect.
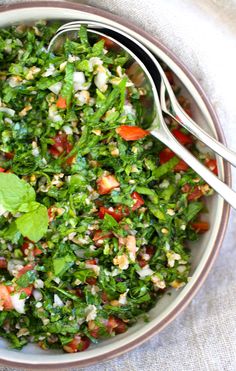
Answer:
[0, 1, 236, 370]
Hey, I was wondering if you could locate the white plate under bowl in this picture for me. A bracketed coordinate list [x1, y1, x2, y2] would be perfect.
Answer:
[0, 1, 231, 369]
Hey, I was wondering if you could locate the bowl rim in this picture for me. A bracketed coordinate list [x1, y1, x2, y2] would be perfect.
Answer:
[0, 1, 231, 369]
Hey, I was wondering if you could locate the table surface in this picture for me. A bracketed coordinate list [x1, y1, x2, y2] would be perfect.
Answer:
[0, 1, 236, 370]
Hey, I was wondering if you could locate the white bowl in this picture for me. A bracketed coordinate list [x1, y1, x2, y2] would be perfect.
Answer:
[0, 2, 231, 369]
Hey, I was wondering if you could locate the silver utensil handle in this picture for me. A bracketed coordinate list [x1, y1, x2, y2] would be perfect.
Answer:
[151, 129, 236, 209]
[161, 80, 236, 167]
[174, 103, 236, 167]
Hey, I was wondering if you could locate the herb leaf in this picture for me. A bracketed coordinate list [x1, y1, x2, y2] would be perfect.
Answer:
[16, 204, 49, 242]
[0, 173, 35, 213]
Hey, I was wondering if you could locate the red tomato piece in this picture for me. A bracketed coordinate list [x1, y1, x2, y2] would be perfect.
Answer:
[93, 230, 113, 245]
[0, 167, 5, 173]
[131, 192, 145, 211]
[21, 242, 43, 257]
[100, 36, 116, 49]
[101, 291, 109, 304]
[0, 285, 13, 310]
[85, 259, 97, 265]
[159, 148, 175, 164]
[145, 245, 155, 256]
[56, 96, 67, 109]
[205, 158, 218, 175]
[165, 70, 175, 85]
[20, 286, 33, 296]
[159, 148, 188, 172]
[0, 257, 7, 269]
[171, 128, 193, 146]
[63, 335, 90, 353]
[191, 221, 209, 233]
[116, 125, 149, 141]
[86, 277, 97, 285]
[137, 256, 147, 268]
[107, 316, 127, 335]
[49, 133, 72, 158]
[5, 152, 14, 159]
[98, 206, 124, 222]
[188, 186, 203, 201]
[17, 264, 34, 278]
[97, 175, 120, 195]
[174, 160, 189, 172]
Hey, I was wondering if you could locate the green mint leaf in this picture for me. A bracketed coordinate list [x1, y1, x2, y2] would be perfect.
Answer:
[53, 254, 75, 277]
[16, 204, 49, 242]
[0, 173, 35, 213]
[1, 222, 21, 243]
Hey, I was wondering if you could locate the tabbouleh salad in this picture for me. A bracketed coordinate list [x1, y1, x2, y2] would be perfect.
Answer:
[0, 22, 217, 353]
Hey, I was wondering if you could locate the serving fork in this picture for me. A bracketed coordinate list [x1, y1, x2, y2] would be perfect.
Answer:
[47, 21, 236, 209]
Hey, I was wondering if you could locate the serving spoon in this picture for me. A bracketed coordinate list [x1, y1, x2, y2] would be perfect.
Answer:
[48, 21, 236, 209]
[52, 21, 236, 168]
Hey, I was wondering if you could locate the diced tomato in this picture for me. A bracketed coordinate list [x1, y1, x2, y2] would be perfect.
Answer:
[75, 288, 84, 299]
[17, 264, 34, 278]
[159, 148, 188, 172]
[0, 257, 7, 269]
[93, 230, 113, 246]
[56, 96, 67, 109]
[97, 174, 120, 195]
[63, 335, 90, 353]
[88, 320, 101, 338]
[165, 70, 175, 85]
[0, 285, 13, 310]
[86, 277, 97, 285]
[93, 230, 113, 243]
[205, 158, 218, 175]
[5, 152, 14, 159]
[145, 245, 155, 257]
[20, 286, 33, 296]
[137, 256, 147, 268]
[101, 291, 109, 304]
[49, 133, 72, 158]
[116, 125, 149, 141]
[188, 186, 203, 201]
[191, 221, 209, 233]
[131, 192, 145, 211]
[172, 128, 193, 146]
[174, 159, 189, 172]
[85, 259, 97, 265]
[184, 107, 192, 118]
[181, 184, 191, 193]
[21, 242, 43, 257]
[107, 316, 127, 334]
[0, 167, 5, 172]
[99, 206, 124, 222]
[100, 36, 116, 49]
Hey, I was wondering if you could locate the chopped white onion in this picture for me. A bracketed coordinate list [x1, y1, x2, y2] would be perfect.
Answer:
[63, 125, 73, 135]
[88, 57, 103, 70]
[32, 289, 43, 301]
[42, 64, 56, 77]
[7, 259, 24, 276]
[73, 71, 86, 91]
[11, 293, 26, 314]
[94, 71, 108, 92]
[85, 304, 97, 322]
[53, 294, 64, 307]
[48, 81, 62, 95]
[0, 107, 15, 116]
[137, 266, 154, 278]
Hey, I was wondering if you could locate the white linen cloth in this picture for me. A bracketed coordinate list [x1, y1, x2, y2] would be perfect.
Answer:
[0, 1, 236, 370]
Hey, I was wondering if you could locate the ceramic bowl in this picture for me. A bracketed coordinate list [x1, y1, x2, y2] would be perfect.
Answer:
[0, 1, 230, 369]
